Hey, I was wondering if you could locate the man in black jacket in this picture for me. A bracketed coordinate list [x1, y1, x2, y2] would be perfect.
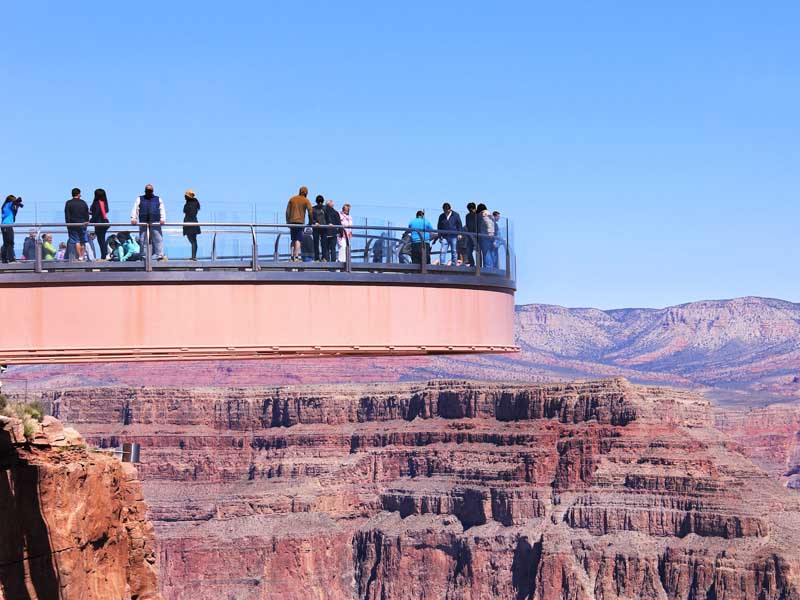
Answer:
[64, 188, 90, 261]
[437, 203, 463, 266]
[311, 195, 328, 261]
[463, 202, 478, 267]
[323, 199, 342, 262]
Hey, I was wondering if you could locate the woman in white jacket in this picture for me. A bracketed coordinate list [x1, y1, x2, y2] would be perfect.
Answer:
[337, 203, 353, 262]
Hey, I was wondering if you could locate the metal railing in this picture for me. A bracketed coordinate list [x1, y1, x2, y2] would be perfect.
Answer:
[0, 221, 515, 281]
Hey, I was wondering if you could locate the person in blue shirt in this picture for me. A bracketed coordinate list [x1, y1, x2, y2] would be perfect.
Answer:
[114, 231, 142, 262]
[1, 195, 23, 263]
[408, 210, 435, 265]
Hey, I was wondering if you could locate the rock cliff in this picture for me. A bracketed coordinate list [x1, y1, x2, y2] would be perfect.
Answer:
[33, 379, 800, 599]
[0, 414, 162, 600]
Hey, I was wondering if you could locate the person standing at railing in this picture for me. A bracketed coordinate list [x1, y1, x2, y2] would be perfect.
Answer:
[85, 232, 98, 261]
[130, 183, 167, 261]
[464, 202, 478, 267]
[492, 210, 504, 269]
[285, 186, 312, 262]
[323, 199, 342, 262]
[90, 189, 110, 259]
[408, 210, 434, 265]
[437, 203, 463, 267]
[182, 189, 201, 261]
[22, 229, 36, 261]
[64, 188, 90, 261]
[56, 242, 67, 260]
[311, 195, 328, 261]
[1, 195, 22, 263]
[337, 203, 352, 262]
[41, 233, 56, 260]
[477, 203, 496, 269]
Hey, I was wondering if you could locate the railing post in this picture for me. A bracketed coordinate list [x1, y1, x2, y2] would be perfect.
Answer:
[250, 226, 259, 271]
[211, 232, 217, 261]
[505, 219, 511, 280]
[475, 233, 481, 277]
[34, 238, 42, 273]
[144, 225, 152, 272]
[420, 232, 427, 274]
[345, 233, 352, 273]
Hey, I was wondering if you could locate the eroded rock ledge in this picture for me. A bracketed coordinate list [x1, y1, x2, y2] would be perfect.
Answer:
[32, 378, 800, 599]
[0, 415, 162, 600]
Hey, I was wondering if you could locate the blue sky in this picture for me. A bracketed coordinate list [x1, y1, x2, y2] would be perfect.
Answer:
[2, 1, 798, 308]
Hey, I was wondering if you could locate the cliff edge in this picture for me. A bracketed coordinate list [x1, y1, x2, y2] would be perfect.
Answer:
[0, 413, 162, 600]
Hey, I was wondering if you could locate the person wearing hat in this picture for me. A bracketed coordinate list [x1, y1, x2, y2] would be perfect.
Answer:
[1, 195, 23, 263]
[182, 189, 201, 261]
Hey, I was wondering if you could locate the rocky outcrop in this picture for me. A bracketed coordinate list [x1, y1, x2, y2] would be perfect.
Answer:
[35, 378, 800, 599]
[0, 415, 162, 600]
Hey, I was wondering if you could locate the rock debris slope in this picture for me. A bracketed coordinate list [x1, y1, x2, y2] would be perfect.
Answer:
[43, 379, 800, 599]
[0, 414, 162, 600]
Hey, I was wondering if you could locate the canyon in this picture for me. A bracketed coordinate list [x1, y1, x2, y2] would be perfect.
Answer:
[27, 378, 800, 599]
[0, 413, 162, 600]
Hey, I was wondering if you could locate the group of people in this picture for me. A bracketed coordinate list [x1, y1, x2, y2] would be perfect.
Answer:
[404, 202, 504, 268]
[0, 185, 202, 263]
[1, 185, 505, 268]
[285, 186, 353, 262]
[285, 187, 504, 268]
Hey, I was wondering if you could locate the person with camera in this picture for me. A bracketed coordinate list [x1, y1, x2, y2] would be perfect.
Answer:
[1, 195, 23, 263]
[64, 188, 90, 261]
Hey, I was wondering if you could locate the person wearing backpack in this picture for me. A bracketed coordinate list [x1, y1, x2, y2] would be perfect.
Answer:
[311, 195, 328, 261]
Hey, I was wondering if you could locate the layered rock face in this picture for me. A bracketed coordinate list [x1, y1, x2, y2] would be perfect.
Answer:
[714, 403, 800, 485]
[0, 415, 162, 600]
[40, 379, 800, 599]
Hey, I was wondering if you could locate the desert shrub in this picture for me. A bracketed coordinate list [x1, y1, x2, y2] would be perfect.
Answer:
[1, 400, 46, 423]
[23, 401, 44, 422]
[22, 418, 35, 440]
[0, 394, 7, 412]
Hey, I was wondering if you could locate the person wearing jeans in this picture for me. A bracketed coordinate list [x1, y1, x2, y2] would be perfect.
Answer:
[436, 202, 463, 266]
[477, 203, 495, 269]
[130, 183, 166, 260]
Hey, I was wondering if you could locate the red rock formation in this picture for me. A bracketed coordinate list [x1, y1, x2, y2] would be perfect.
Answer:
[37, 378, 800, 599]
[0, 415, 162, 600]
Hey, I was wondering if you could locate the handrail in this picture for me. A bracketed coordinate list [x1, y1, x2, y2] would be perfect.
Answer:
[0, 220, 513, 280]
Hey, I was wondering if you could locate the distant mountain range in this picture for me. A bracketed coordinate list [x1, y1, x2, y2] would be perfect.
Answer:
[426, 296, 800, 405]
[8, 297, 800, 405]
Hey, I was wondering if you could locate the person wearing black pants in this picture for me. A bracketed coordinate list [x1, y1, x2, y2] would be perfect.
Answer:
[1, 195, 23, 263]
[182, 189, 201, 260]
[1, 227, 14, 263]
[90, 188, 110, 259]
[311, 195, 328, 261]
[463, 202, 478, 267]
[323, 199, 342, 262]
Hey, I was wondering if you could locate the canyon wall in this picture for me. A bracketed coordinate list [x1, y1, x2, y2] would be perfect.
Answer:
[32, 379, 800, 599]
[0, 414, 162, 600]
